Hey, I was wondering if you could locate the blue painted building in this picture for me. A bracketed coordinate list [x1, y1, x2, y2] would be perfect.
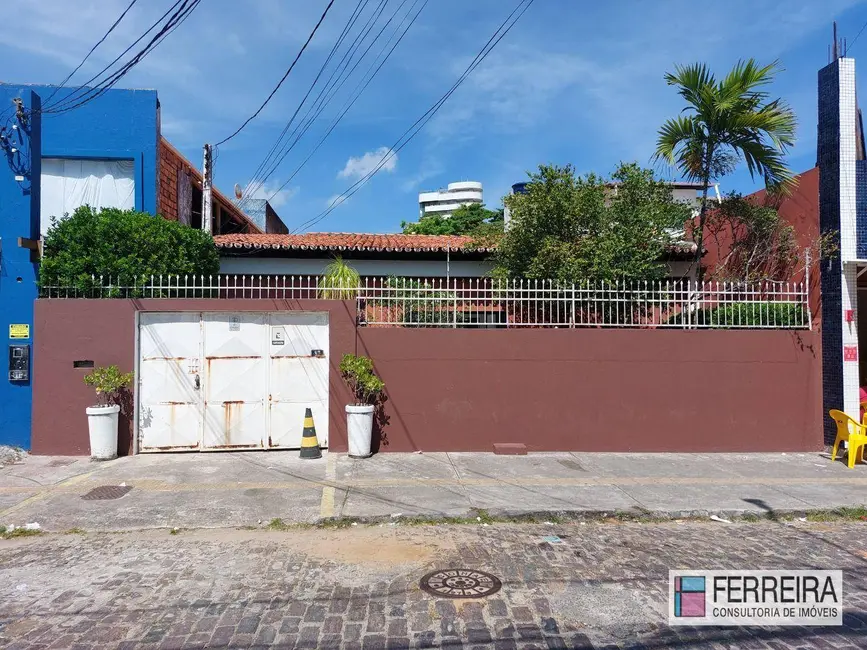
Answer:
[0, 84, 159, 449]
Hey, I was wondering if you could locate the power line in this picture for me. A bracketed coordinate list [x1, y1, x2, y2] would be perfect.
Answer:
[241, 0, 401, 207]
[215, 0, 337, 146]
[44, 0, 201, 115]
[41, 0, 141, 108]
[850, 18, 867, 52]
[43, 0, 188, 113]
[238, 0, 375, 205]
[289, 0, 534, 234]
[260, 0, 426, 204]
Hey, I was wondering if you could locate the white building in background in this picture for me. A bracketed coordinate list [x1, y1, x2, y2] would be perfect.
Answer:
[418, 181, 483, 218]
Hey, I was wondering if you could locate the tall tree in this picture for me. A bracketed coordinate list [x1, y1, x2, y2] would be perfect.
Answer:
[654, 59, 797, 281]
[495, 163, 692, 283]
[401, 202, 503, 237]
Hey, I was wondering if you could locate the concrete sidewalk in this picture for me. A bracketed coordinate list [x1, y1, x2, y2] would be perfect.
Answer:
[1, 451, 866, 532]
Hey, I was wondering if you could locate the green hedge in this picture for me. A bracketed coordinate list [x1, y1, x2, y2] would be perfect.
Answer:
[40, 205, 219, 295]
[668, 302, 807, 327]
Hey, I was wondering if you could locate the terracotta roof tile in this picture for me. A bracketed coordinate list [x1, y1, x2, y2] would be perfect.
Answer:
[213, 232, 495, 253]
[214, 232, 697, 258]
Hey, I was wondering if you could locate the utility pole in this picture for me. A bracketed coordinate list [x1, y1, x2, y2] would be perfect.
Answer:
[201, 143, 213, 234]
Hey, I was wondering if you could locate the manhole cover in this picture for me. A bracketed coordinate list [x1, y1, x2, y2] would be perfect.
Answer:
[419, 569, 502, 599]
[81, 485, 133, 501]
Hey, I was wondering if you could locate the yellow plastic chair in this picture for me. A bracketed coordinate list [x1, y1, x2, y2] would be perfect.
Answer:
[828, 409, 867, 469]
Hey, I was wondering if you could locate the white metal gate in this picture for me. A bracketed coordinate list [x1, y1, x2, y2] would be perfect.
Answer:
[138, 312, 329, 452]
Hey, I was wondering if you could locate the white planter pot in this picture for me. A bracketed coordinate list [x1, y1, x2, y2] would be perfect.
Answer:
[346, 404, 375, 458]
[86, 405, 120, 460]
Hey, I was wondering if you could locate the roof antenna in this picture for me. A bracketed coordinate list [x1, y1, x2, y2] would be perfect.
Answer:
[833, 21, 839, 60]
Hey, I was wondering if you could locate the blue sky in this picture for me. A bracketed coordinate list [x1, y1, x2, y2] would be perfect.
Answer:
[4, 0, 867, 233]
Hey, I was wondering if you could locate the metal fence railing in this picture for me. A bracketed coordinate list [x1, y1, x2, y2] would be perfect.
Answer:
[38, 275, 811, 330]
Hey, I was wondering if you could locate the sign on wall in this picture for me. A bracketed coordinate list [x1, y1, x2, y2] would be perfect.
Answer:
[9, 324, 29, 339]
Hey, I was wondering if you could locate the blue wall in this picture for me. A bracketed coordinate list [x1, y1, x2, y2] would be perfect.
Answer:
[0, 91, 41, 449]
[0, 83, 158, 449]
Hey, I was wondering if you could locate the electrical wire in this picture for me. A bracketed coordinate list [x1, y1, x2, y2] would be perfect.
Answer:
[245, 0, 415, 205]
[240, 0, 398, 208]
[289, 0, 535, 234]
[238, 0, 375, 206]
[41, 0, 141, 109]
[215, 0, 337, 146]
[252, 0, 425, 206]
[850, 18, 867, 52]
[43, 0, 188, 113]
[45, 0, 201, 115]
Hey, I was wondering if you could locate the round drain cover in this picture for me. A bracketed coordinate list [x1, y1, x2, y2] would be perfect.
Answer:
[419, 569, 502, 598]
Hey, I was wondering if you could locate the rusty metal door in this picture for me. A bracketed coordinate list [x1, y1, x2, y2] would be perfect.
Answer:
[268, 312, 329, 448]
[138, 311, 328, 452]
[201, 313, 267, 449]
[138, 312, 203, 451]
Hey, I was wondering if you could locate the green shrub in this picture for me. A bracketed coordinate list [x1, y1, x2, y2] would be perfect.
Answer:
[339, 354, 385, 405]
[374, 277, 463, 326]
[83, 365, 134, 406]
[669, 302, 806, 328]
[40, 206, 219, 291]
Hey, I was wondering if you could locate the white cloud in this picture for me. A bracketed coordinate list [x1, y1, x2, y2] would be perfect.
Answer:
[248, 181, 297, 209]
[338, 146, 397, 179]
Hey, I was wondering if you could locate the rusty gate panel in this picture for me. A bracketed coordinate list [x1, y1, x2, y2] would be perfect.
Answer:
[268, 312, 329, 449]
[138, 312, 202, 451]
[137, 311, 328, 453]
[202, 313, 267, 449]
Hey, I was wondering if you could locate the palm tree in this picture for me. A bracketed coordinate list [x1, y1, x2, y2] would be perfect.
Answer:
[654, 59, 797, 281]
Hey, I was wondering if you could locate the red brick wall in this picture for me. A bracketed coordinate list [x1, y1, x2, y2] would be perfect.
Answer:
[157, 138, 189, 222]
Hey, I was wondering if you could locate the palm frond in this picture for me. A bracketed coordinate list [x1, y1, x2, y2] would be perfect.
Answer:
[725, 136, 796, 194]
[665, 62, 715, 111]
[660, 58, 796, 195]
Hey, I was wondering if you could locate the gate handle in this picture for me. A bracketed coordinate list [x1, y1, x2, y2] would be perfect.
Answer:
[194, 374, 200, 390]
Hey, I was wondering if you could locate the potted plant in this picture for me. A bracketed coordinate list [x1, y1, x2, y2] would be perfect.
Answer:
[83, 365, 133, 460]
[339, 354, 385, 458]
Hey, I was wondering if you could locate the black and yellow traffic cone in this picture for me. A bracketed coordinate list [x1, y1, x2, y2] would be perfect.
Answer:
[299, 407, 322, 459]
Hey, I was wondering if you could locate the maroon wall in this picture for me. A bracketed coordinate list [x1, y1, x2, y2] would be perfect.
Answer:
[32, 299, 355, 455]
[356, 328, 823, 453]
[33, 299, 822, 455]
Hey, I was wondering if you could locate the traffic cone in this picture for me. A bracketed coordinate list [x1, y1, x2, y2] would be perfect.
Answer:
[299, 407, 322, 459]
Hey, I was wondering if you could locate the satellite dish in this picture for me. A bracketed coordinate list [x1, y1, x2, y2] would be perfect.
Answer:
[234, 183, 243, 200]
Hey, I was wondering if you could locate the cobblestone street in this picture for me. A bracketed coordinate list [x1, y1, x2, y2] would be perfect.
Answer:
[1, 521, 866, 649]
